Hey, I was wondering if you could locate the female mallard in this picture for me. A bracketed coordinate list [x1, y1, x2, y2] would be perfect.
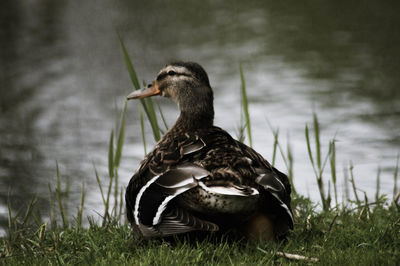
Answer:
[125, 62, 293, 240]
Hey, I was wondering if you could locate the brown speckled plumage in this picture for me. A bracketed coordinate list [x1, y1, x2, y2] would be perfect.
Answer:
[125, 62, 293, 239]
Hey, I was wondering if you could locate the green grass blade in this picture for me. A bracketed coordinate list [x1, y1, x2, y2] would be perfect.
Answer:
[110, 100, 127, 218]
[22, 196, 37, 225]
[108, 130, 114, 178]
[48, 183, 57, 229]
[305, 125, 313, 164]
[313, 113, 321, 170]
[118, 189, 124, 222]
[266, 119, 280, 167]
[239, 92, 245, 142]
[118, 35, 161, 141]
[93, 163, 106, 206]
[139, 105, 147, 155]
[320, 143, 332, 176]
[66, 177, 70, 203]
[115, 101, 127, 168]
[157, 102, 169, 131]
[327, 180, 331, 208]
[31, 211, 42, 228]
[7, 189, 12, 231]
[306, 123, 328, 210]
[394, 153, 399, 200]
[305, 124, 317, 177]
[56, 162, 69, 228]
[349, 162, 361, 206]
[276, 139, 296, 195]
[143, 98, 161, 141]
[138, 82, 161, 141]
[118, 34, 140, 90]
[77, 182, 85, 227]
[343, 166, 349, 203]
[329, 140, 338, 206]
[375, 167, 381, 203]
[286, 140, 296, 194]
[104, 171, 114, 225]
[235, 122, 246, 143]
[272, 128, 279, 167]
[329, 140, 337, 185]
[277, 142, 289, 171]
[113, 171, 119, 217]
[239, 64, 252, 147]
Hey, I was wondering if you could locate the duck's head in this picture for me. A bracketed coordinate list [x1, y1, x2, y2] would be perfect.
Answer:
[127, 62, 214, 128]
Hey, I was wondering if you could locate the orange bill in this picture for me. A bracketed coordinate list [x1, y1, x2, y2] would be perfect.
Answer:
[127, 82, 161, 100]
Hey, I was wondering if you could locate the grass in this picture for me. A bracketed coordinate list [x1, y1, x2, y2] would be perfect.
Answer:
[1, 39, 400, 265]
[1, 193, 399, 264]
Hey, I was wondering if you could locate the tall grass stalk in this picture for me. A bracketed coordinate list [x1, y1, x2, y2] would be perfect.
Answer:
[118, 34, 161, 141]
[267, 119, 296, 186]
[279, 136, 295, 194]
[94, 164, 106, 207]
[313, 114, 322, 170]
[157, 102, 169, 132]
[349, 162, 361, 207]
[271, 128, 279, 167]
[108, 130, 114, 179]
[394, 154, 399, 201]
[275, 138, 296, 194]
[22, 196, 38, 226]
[96, 100, 128, 225]
[329, 140, 338, 206]
[342, 166, 350, 208]
[118, 189, 124, 223]
[139, 105, 147, 155]
[239, 64, 252, 148]
[117, 34, 140, 91]
[305, 114, 332, 210]
[143, 98, 161, 141]
[375, 167, 381, 203]
[48, 184, 57, 229]
[104, 130, 114, 224]
[266, 120, 296, 193]
[7, 190, 12, 232]
[235, 121, 246, 144]
[55, 162, 68, 228]
[113, 170, 119, 217]
[113, 101, 127, 216]
[77, 182, 85, 227]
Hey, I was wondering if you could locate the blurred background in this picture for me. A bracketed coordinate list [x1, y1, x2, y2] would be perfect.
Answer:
[1, 0, 399, 234]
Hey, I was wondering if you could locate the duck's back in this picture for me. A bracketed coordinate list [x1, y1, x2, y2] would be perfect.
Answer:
[125, 126, 293, 238]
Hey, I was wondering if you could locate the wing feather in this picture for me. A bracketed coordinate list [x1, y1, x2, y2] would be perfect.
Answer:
[156, 207, 218, 236]
[126, 125, 293, 238]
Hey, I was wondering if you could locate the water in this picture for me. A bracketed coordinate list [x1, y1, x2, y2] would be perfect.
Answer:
[1, 1, 399, 234]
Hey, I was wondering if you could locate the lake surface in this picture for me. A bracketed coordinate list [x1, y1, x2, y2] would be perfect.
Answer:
[1, 1, 399, 234]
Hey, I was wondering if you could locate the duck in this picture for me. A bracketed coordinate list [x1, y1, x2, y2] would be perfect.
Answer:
[125, 61, 293, 240]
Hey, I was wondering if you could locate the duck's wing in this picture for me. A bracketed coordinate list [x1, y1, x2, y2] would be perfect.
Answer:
[126, 126, 293, 237]
[126, 161, 218, 237]
[125, 131, 208, 227]
[234, 140, 292, 202]
[183, 127, 294, 234]
[141, 207, 218, 238]
[234, 140, 294, 236]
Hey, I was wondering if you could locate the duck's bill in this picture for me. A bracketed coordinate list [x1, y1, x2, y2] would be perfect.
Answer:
[127, 85, 161, 100]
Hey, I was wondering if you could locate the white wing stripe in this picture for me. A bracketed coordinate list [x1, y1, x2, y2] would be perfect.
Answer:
[152, 195, 175, 225]
[134, 174, 161, 225]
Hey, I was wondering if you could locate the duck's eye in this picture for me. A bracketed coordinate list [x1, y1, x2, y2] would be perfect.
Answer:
[168, 70, 177, 76]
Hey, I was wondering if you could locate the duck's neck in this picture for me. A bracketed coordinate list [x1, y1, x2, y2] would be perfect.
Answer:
[172, 91, 214, 131]
[174, 108, 214, 131]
